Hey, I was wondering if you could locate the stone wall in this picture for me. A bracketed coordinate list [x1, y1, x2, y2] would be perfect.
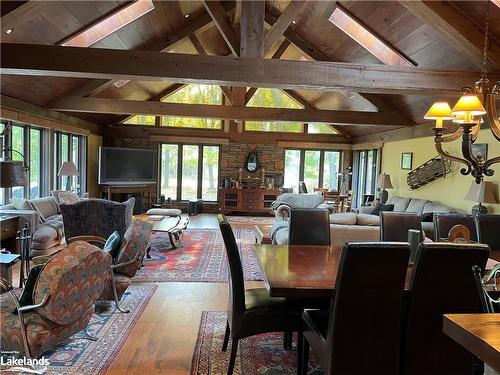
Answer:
[220, 143, 285, 187]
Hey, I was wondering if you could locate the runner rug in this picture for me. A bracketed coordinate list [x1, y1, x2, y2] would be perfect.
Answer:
[1, 284, 156, 375]
[135, 227, 264, 283]
[190, 311, 322, 375]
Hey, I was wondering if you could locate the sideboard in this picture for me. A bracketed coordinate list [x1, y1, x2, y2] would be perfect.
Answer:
[219, 188, 281, 214]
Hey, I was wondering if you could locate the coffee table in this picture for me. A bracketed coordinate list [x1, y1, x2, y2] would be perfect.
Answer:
[253, 224, 273, 244]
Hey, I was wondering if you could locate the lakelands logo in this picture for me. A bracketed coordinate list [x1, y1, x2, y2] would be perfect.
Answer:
[0, 355, 49, 373]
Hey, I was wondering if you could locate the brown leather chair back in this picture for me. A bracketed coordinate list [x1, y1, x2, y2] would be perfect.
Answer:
[401, 242, 490, 375]
[476, 214, 500, 250]
[434, 213, 477, 242]
[289, 208, 330, 246]
[326, 242, 410, 374]
[218, 215, 246, 323]
[380, 212, 422, 242]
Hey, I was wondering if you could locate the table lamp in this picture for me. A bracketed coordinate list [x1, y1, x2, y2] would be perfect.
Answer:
[58, 161, 79, 191]
[464, 181, 497, 215]
[377, 173, 393, 204]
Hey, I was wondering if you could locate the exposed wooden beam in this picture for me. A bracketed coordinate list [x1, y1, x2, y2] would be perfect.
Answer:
[188, 34, 233, 104]
[63, 4, 234, 98]
[105, 124, 350, 145]
[202, 0, 240, 56]
[263, 1, 306, 56]
[401, 1, 500, 69]
[244, 39, 290, 104]
[240, 0, 265, 58]
[50, 97, 411, 127]
[3, 44, 496, 95]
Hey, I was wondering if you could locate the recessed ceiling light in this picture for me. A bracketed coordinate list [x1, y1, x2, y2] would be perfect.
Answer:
[185, 14, 190, 18]
[5, 29, 13, 34]
[292, 21, 296, 25]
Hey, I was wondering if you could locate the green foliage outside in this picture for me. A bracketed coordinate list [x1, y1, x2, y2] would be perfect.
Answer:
[308, 123, 339, 134]
[246, 88, 304, 132]
[123, 115, 156, 125]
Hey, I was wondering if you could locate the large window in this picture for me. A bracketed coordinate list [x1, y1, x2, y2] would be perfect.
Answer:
[352, 149, 379, 207]
[284, 149, 342, 193]
[160, 144, 219, 202]
[53, 131, 86, 194]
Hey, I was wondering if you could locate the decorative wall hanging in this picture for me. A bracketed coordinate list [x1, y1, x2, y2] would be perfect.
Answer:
[407, 156, 451, 190]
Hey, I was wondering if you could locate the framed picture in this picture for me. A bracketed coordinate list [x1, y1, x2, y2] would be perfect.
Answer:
[471, 143, 488, 160]
[401, 152, 413, 170]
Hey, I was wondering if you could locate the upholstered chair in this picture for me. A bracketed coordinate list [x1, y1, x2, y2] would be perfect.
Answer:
[289, 208, 330, 245]
[401, 242, 490, 375]
[475, 214, 500, 251]
[0, 242, 111, 358]
[300, 242, 410, 375]
[434, 213, 478, 242]
[98, 217, 153, 313]
[60, 197, 135, 242]
[380, 212, 422, 242]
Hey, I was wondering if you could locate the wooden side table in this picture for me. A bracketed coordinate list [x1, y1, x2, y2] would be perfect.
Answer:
[0, 214, 19, 250]
[0, 253, 20, 288]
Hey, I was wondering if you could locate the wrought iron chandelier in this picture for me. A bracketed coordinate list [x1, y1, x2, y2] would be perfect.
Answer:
[424, 2, 500, 184]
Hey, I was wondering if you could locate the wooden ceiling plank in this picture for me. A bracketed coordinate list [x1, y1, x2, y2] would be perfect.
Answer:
[3, 44, 495, 96]
[202, 0, 240, 56]
[264, 1, 306, 56]
[189, 33, 233, 104]
[1, 1, 48, 31]
[401, 1, 500, 69]
[240, 0, 265, 58]
[50, 96, 411, 127]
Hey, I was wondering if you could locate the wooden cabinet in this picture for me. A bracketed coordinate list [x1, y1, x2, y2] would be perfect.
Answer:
[219, 188, 281, 214]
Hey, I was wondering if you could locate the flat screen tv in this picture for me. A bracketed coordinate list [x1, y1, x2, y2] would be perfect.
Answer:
[99, 147, 157, 185]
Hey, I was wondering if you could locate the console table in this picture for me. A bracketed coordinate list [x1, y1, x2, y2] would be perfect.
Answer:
[219, 188, 281, 214]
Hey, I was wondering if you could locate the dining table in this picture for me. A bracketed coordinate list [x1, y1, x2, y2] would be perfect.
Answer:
[254, 243, 500, 299]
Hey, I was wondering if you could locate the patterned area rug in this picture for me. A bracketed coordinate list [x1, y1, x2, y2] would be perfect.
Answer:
[191, 311, 322, 375]
[1, 284, 156, 375]
[134, 228, 264, 283]
[227, 216, 275, 225]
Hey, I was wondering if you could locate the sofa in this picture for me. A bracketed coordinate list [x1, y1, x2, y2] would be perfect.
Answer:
[0, 195, 135, 257]
[270, 195, 458, 246]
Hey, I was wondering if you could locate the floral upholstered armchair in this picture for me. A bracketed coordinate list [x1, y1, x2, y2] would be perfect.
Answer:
[0, 242, 111, 359]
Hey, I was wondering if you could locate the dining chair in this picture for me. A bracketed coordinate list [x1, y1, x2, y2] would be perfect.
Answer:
[380, 212, 422, 242]
[300, 242, 410, 375]
[289, 208, 330, 246]
[299, 181, 308, 193]
[401, 242, 490, 375]
[472, 265, 500, 313]
[434, 213, 477, 242]
[475, 214, 500, 251]
[218, 214, 305, 375]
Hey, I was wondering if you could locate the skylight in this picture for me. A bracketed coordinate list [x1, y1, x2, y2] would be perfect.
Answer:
[61, 0, 155, 48]
[329, 7, 413, 66]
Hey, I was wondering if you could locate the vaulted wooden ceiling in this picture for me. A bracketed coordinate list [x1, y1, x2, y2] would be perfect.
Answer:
[1, 0, 500, 139]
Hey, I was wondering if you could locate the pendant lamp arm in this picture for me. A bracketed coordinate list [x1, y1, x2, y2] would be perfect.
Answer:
[486, 93, 500, 142]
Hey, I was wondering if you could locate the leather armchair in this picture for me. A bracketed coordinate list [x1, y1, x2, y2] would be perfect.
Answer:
[0, 242, 110, 358]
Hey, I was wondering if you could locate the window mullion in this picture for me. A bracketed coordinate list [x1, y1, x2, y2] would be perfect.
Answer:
[318, 150, 325, 188]
[197, 146, 203, 199]
[177, 145, 183, 201]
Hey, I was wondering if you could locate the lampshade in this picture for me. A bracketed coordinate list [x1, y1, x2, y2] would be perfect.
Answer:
[0, 160, 27, 188]
[58, 161, 79, 176]
[424, 102, 454, 120]
[451, 94, 486, 116]
[452, 114, 484, 124]
[464, 181, 497, 204]
[377, 173, 393, 189]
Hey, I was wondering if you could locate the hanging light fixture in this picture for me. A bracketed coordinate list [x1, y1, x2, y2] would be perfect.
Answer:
[424, 2, 500, 184]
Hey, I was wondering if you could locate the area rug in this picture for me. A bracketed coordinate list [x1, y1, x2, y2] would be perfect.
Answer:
[1, 284, 157, 375]
[191, 311, 322, 375]
[134, 228, 264, 283]
[227, 215, 275, 225]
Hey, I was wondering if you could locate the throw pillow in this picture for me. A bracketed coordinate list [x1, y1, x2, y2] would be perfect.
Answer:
[329, 212, 357, 225]
[103, 231, 121, 261]
[12, 198, 33, 211]
[371, 203, 395, 216]
[50, 190, 66, 212]
[356, 213, 380, 226]
[58, 191, 80, 205]
[421, 212, 434, 222]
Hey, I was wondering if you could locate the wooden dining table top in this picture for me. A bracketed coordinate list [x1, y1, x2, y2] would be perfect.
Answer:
[254, 244, 500, 299]
[443, 314, 500, 373]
